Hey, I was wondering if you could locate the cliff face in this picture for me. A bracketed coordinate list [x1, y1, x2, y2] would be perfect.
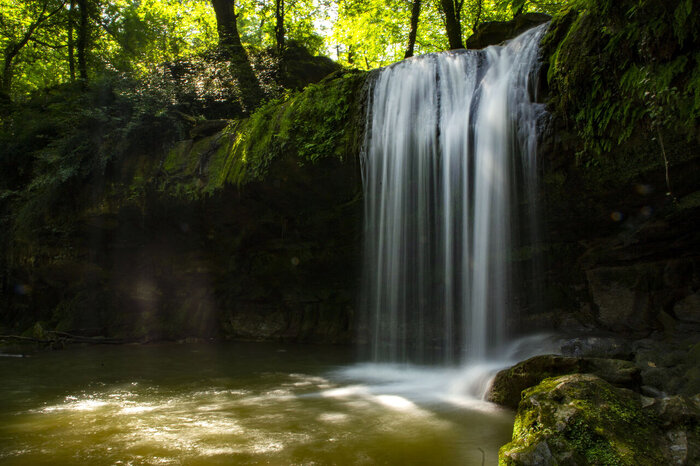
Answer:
[1, 0, 698, 347]
[499, 4, 700, 461]
[0, 72, 366, 343]
[528, 0, 700, 338]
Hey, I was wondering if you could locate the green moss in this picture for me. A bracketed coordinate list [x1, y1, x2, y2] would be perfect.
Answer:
[138, 70, 367, 200]
[208, 70, 366, 189]
[542, 0, 700, 162]
[501, 374, 665, 465]
[163, 141, 193, 174]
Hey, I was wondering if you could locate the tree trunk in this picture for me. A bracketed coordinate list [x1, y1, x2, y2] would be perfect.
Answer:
[404, 0, 421, 59]
[275, 0, 285, 53]
[347, 45, 355, 65]
[77, 0, 89, 82]
[211, 0, 241, 52]
[68, 0, 76, 81]
[1, 53, 14, 96]
[473, 0, 483, 31]
[440, 0, 463, 49]
[211, 0, 263, 112]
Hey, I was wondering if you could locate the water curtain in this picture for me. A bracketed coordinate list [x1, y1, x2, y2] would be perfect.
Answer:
[361, 25, 547, 364]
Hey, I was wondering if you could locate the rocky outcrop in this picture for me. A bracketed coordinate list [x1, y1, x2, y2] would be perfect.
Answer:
[518, 0, 700, 341]
[500, 374, 700, 465]
[495, 333, 700, 464]
[465, 13, 551, 49]
[0, 71, 367, 343]
[633, 338, 700, 397]
[486, 355, 640, 409]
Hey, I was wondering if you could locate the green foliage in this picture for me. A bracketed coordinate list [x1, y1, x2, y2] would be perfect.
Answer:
[0, 74, 194, 244]
[281, 72, 362, 162]
[330, 0, 565, 69]
[1, 0, 569, 100]
[543, 0, 700, 160]
[238, 0, 327, 55]
[502, 375, 665, 465]
[0, 0, 335, 102]
[0, 0, 71, 95]
[214, 70, 366, 187]
[97, 0, 218, 74]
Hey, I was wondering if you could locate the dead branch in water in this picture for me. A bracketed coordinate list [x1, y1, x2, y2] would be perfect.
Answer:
[0, 332, 128, 346]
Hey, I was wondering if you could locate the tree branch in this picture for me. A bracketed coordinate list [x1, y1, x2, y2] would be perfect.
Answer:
[0, 331, 129, 345]
[29, 36, 67, 49]
[8, 0, 67, 60]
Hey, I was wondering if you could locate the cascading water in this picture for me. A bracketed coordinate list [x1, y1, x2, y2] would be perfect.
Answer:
[361, 25, 547, 365]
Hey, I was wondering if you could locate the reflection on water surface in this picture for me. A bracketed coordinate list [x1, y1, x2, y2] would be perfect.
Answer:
[0, 343, 513, 465]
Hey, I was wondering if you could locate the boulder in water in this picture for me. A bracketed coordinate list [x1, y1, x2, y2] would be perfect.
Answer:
[499, 374, 692, 465]
[486, 354, 640, 409]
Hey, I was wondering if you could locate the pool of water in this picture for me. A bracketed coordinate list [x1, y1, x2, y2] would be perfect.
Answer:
[0, 342, 514, 465]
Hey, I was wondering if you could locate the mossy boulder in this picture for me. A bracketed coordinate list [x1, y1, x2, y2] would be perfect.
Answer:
[487, 355, 640, 409]
[500, 374, 668, 465]
[155, 69, 367, 195]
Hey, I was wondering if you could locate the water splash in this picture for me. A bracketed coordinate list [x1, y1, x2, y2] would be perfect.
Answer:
[361, 25, 547, 364]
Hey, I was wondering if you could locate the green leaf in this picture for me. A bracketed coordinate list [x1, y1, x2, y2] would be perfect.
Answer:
[512, 0, 528, 13]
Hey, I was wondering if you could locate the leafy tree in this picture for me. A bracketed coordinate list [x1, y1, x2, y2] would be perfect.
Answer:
[329, 0, 559, 69]
[237, 0, 327, 55]
[331, 0, 437, 68]
[96, 0, 217, 73]
[0, 0, 67, 97]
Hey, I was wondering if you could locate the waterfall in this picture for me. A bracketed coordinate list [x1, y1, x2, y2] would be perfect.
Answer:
[360, 25, 547, 364]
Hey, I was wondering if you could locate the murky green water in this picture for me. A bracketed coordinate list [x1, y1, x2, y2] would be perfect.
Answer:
[0, 342, 513, 465]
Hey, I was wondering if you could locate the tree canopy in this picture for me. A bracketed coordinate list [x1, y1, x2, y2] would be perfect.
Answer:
[0, 0, 566, 103]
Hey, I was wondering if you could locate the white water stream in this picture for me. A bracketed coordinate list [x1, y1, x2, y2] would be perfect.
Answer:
[360, 25, 548, 391]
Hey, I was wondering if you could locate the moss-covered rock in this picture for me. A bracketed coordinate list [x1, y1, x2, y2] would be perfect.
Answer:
[208, 69, 366, 188]
[487, 355, 640, 409]
[500, 374, 668, 465]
